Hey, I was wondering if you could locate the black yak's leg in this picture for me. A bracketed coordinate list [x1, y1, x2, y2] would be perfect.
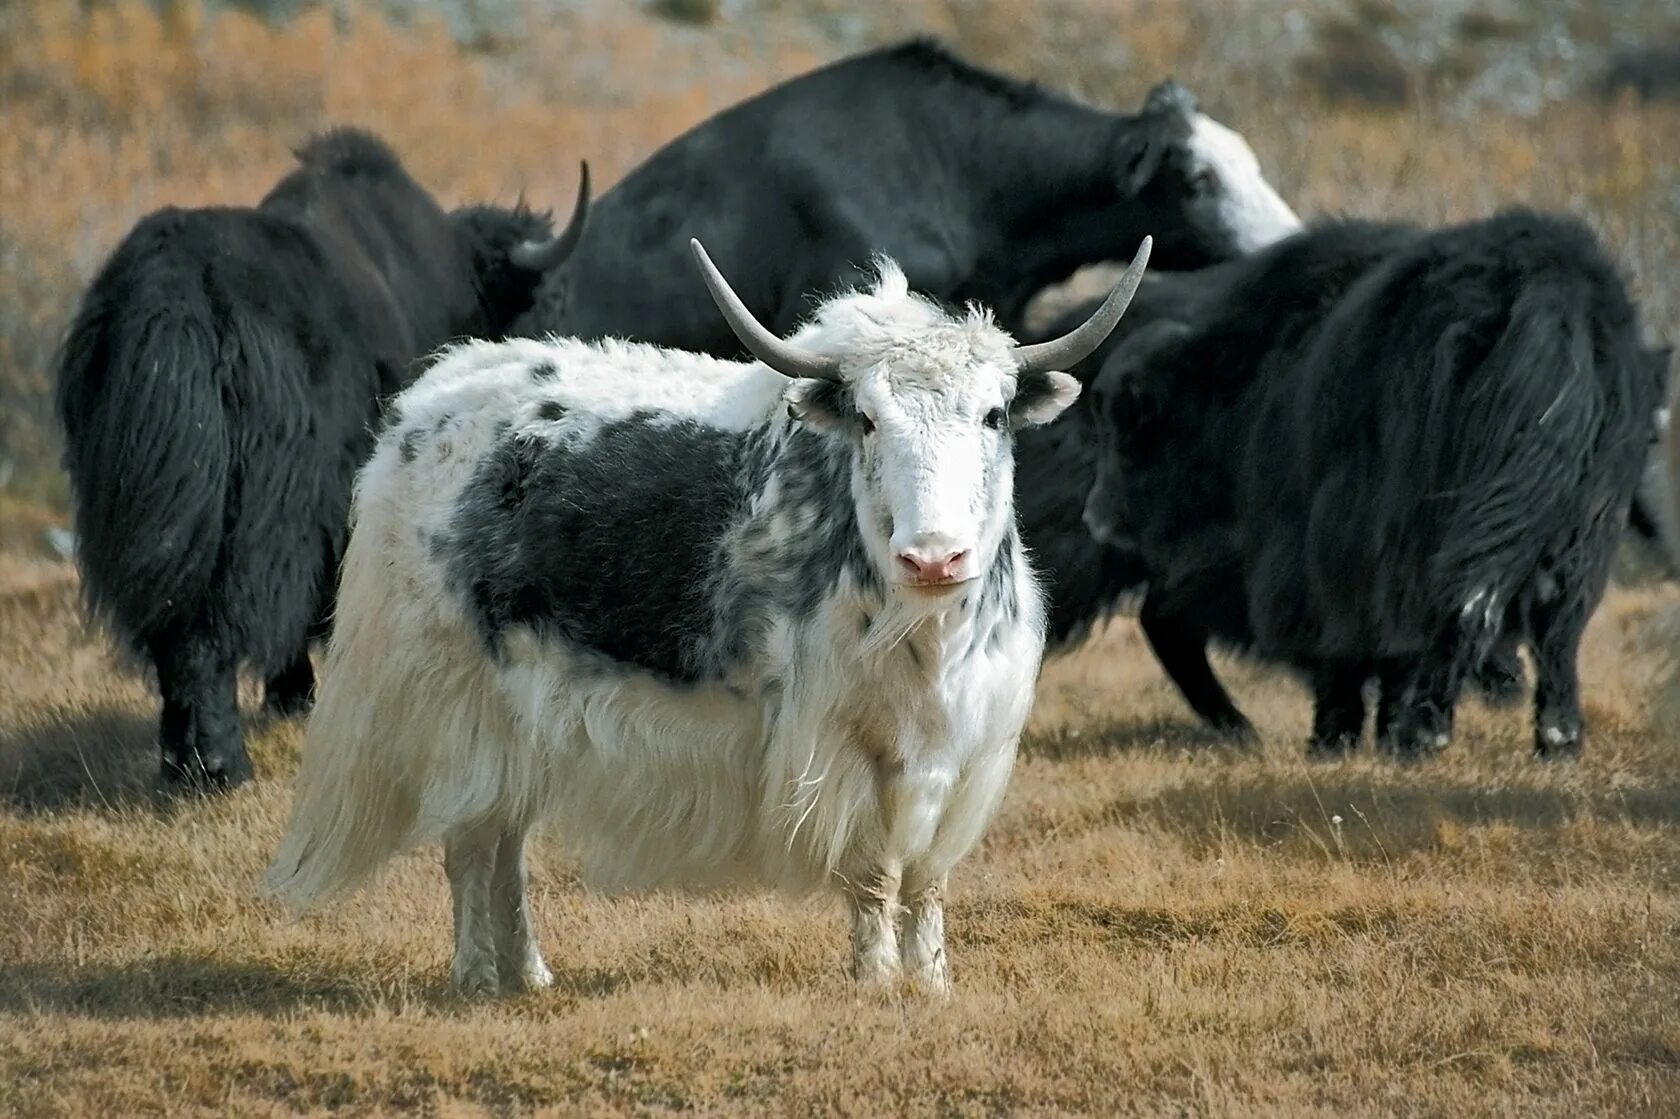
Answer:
[266, 561, 335, 717]
[263, 648, 315, 718]
[1374, 658, 1414, 743]
[1628, 490, 1662, 545]
[1308, 662, 1368, 757]
[1529, 594, 1590, 759]
[1378, 642, 1462, 761]
[1530, 530, 1619, 759]
[155, 635, 251, 791]
[1466, 630, 1525, 708]
[1139, 592, 1255, 741]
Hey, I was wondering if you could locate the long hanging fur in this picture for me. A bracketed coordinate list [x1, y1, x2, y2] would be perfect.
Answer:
[54, 215, 338, 672]
[53, 127, 557, 788]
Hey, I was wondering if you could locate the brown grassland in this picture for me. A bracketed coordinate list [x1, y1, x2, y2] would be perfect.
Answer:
[3, 1, 1680, 1114]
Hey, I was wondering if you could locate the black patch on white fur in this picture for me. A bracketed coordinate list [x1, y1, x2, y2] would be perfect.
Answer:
[440, 413, 870, 683]
[399, 429, 422, 463]
[531, 360, 558, 381]
[537, 400, 565, 422]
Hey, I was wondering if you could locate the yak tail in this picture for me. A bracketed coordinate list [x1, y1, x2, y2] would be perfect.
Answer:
[56, 292, 232, 650]
[1428, 284, 1627, 656]
[263, 484, 424, 908]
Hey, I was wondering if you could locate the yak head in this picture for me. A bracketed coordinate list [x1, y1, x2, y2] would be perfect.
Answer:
[451, 163, 591, 335]
[1117, 81, 1302, 268]
[693, 237, 1152, 603]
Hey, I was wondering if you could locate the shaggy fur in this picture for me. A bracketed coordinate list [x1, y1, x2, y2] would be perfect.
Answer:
[513, 37, 1297, 353]
[55, 127, 555, 791]
[264, 260, 1090, 996]
[1084, 211, 1667, 758]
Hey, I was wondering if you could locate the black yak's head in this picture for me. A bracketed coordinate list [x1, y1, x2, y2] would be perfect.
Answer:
[451, 162, 591, 336]
[450, 203, 554, 336]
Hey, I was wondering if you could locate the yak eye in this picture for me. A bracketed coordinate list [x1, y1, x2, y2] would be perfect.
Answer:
[1191, 169, 1219, 196]
[983, 407, 1006, 430]
[858, 413, 877, 436]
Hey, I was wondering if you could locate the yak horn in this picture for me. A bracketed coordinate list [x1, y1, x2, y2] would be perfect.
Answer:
[509, 161, 591, 271]
[690, 239, 843, 382]
[1011, 236, 1152, 373]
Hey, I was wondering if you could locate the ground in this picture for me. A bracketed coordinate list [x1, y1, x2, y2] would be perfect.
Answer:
[4, 500, 1680, 1115]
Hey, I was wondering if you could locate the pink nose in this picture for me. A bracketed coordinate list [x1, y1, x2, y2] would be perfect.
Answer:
[897, 548, 968, 584]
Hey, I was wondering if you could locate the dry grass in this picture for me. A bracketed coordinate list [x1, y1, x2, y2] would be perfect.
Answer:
[5, 502, 1680, 1115]
[4, 1, 1680, 1114]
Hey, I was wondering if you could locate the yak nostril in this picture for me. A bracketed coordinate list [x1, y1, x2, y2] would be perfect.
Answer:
[898, 552, 928, 577]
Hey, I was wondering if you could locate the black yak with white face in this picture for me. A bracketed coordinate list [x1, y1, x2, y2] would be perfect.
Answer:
[511, 37, 1298, 354]
[1082, 211, 1668, 758]
[55, 128, 588, 792]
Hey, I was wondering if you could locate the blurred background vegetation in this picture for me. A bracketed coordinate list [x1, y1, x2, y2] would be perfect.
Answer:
[2, 0, 1677, 509]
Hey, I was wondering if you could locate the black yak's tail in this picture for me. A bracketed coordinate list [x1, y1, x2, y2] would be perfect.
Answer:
[1428, 276, 1648, 659]
[56, 282, 232, 653]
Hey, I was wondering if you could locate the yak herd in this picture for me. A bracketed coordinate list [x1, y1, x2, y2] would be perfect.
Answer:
[52, 39, 1672, 992]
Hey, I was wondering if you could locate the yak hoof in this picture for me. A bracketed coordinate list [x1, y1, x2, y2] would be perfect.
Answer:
[503, 958, 555, 995]
[1379, 728, 1448, 763]
[1534, 721, 1583, 760]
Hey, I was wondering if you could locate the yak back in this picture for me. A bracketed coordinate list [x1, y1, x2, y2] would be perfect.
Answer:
[1095, 220, 1420, 593]
[517, 38, 1125, 354]
[260, 127, 481, 387]
[1242, 210, 1660, 661]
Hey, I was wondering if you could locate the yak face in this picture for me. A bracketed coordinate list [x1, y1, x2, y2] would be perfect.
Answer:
[690, 238, 1147, 606]
[1119, 82, 1301, 269]
[450, 204, 556, 336]
[783, 266, 1081, 599]
[1082, 320, 1199, 551]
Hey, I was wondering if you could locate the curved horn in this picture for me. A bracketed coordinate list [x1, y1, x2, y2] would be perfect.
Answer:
[1011, 236, 1152, 373]
[509, 161, 591, 271]
[689, 239, 843, 381]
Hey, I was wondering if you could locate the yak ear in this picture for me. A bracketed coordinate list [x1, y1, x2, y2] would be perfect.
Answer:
[1117, 124, 1168, 195]
[784, 379, 850, 432]
[1010, 369, 1082, 430]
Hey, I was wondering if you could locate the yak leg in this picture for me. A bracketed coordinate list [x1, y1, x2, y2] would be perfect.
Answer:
[1467, 629, 1526, 708]
[1529, 590, 1594, 759]
[155, 633, 251, 792]
[1308, 662, 1370, 757]
[1379, 640, 1464, 761]
[491, 825, 552, 993]
[899, 869, 950, 995]
[1139, 592, 1255, 741]
[1374, 658, 1419, 743]
[263, 647, 315, 718]
[266, 563, 337, 717]
[445, 823, 502, 996]
[844, 863, 903, 987]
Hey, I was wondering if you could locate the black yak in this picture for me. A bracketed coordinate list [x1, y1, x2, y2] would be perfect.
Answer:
[510, 37, 1299, 355]
[55, 128, 589, 791]
[1081, 211, 1668, 758]
[1015, 255, 1526, 740]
